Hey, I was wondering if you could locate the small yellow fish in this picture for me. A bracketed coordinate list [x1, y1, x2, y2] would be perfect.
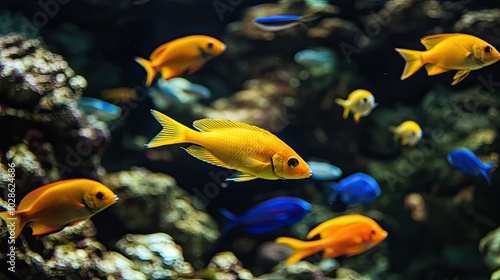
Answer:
[101, 87, 138, 103]
[389, 120, 422, 147]
[335, 89, 377, 123]
[0, 179, 118, 239]
[135, 35, 226, 86]
[145, 110, 312, 182]
[395, 33, 500, 85]
[276, 214, 388, 265]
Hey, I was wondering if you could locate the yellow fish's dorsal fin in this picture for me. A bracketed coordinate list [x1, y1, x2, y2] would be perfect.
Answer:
[192, 119, 272, 134]
[17, 179, 77, 210]
[420, 33, 459, 50]
[182, 145, 232, 169]
[149, 43, 170, 61]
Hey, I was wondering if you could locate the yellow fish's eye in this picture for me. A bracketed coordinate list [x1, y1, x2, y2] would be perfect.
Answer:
[96, 191, 104, 200]
[485, 46, 492, 53]
[288, 158, 299, 168]
[361, 97, 368, 103]
[371, 229, 376, 235]
[208, 42, 213, 49]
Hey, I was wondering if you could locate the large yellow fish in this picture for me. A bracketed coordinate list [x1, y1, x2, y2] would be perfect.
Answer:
[276, 214, 388, 265]
[335, 89, 377, 123]
[395, 33, 500, 85]
[0, 179, 118, 239]
[389, 120, 422, 147]
[145, 110, 312, 182]
[135, 35, 226, 86]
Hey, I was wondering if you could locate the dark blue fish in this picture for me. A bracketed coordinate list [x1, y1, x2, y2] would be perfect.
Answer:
[326, 173, 381, 205]
[219, 197, 312, 234]
[447, 148, 496, 185]
[253, 14, 320, 32]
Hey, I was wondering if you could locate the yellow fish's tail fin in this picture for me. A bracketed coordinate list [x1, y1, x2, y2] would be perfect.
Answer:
[0, 210, 28, 240]
[276, 237, 317, 265]
[388, 126, 400, 141]
[145, 110, 194, 148]
[135, 57, 157, 86]
[394, 48, 424, 80]
[335, 98, 350, 119]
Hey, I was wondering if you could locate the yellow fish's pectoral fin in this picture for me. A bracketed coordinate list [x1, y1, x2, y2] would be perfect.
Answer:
[420, 33, 458, 50]
[160, 67, 179, 81]
[401, 138, 408, 146]
[30, 220, 64, 236]
[394, 48, 424, 80]
[472, 45, 483, 61]
[225, 172, 258, 182]
[187, 64, 203, 75]
[182, 145, 232, 169]
[135, 57, 157, 87]
[67, 195, 85, 209]
[353, 113, 361, 123]
[335, 98, 350, 119]
[425, 64, 450, 76]
[451, 70, 470, 85]
[145, 110, 192, 148]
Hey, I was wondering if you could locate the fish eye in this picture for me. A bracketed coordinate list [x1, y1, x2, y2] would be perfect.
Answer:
[288, 158, 299, 168]
[370, 230, 376, 235]
[96, 192, 104, 200]
[207, 42, 213, 49]
[362, 97, 368, 103]
[485, 46, 492, 53]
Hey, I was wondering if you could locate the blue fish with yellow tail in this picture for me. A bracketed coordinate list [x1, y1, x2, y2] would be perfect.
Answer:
[447, 148, 496, 185]
[220, 197, 312, 234]
[326, 173, 381, 205]
[253, 14, 320, 32]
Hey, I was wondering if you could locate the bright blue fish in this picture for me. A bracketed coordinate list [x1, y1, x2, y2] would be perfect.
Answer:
[220, 197, 312, 234]
[447, 148, 496, 185]
[326, 173, 381, 205]
[307, 160, 342, 181]
[253, 14, 320, 32]
[77, 97, 122, 122]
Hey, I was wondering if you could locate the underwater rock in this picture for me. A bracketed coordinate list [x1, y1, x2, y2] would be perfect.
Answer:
[116, 233, 194, 279]
[480, 227, 500, 280]
[259, 261, 326, 280]
[455, 9, 500, 46]
[199, 251, 254, 280]
[102, 167, 219, 268]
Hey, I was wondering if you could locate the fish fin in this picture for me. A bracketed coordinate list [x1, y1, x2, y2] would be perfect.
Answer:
[451, 70, 470, 85]
[472, 45, 483, 60]
[17, 180, 76, 210]
[388, 126, 400, 141]
[219, 209, 238, 234]
[401, 138, 408, 146]
[353, 113, 361, 123]
[327, 191, 339, 205]
[424, 64, 450, 76]
[335, 98, 350, 119]
[247, 224, 282, 234]
[243, 156, 270, 169]
[275, 237, 316, 265]
[145, 110, 195, 148]
[481, 162, 496, 186]
[30, 220, 64, 236]
[149, 43, 170, 60]
[135, 57, 157, 87]
[225, 172, 258, 182]
[182, 145, 232, 169]
[420, 34, 458, 50]
[160, 67, 179, 81]
[480, 169, 492, 186]
[299, 13, 320, 22]
[187, 64, 203, 74]
[192, 119, 272, 135]
[66, 196, 85, 209]
[322, 247, 336, 258]
[394, 48, 424, 80]
[0, 211, 28, 239]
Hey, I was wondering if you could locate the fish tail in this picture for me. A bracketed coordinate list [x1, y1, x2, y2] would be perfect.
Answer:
[394, 48, 424, 80]
[388, 126, 400, 141]
[299, 13, 320, 22]
[144, 109, 194, 148]
[219, 208, 238, 234]
[0, 211, 27, 240]
[276, 237, 316, 265]
[135, 57, 157, 86]
[481, 162, 496, 186]
[335, 98, 350, 119]
[322, 182, 338, 204]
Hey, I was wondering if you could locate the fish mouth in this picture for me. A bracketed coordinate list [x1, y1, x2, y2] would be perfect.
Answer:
[383, 231, 389, 237]
[114, 195, 119, 202]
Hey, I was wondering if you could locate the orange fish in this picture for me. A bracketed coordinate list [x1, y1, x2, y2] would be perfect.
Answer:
[395, 33, 500, 85]
[145, 110, 312, 182]
[135, 35, 226, 86]
[0, 179, 118, 239]
[275, 214, 388, 265]
[101, 87, 138, 103]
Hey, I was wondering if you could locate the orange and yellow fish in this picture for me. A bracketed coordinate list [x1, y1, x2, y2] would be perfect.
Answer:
[389, 120, 422, 147]
[335, 89, 377, 123]
[395, 33, 500, 85]
[0, 179, 118, 239]
[276, 214, 388, 265]
[145, 110, 312, 182]
[135, 35, 226, 86]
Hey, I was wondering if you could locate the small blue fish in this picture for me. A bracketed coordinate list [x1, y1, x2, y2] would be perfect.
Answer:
[149, 77, 211, 108]
[307, 160, 342, 181]
[253, 14, 320, 32]
[326, 173, 381, 205]
[220, 197, 312, 234]
[77, 97, 122, 122]
[447, 148, 496, 185]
